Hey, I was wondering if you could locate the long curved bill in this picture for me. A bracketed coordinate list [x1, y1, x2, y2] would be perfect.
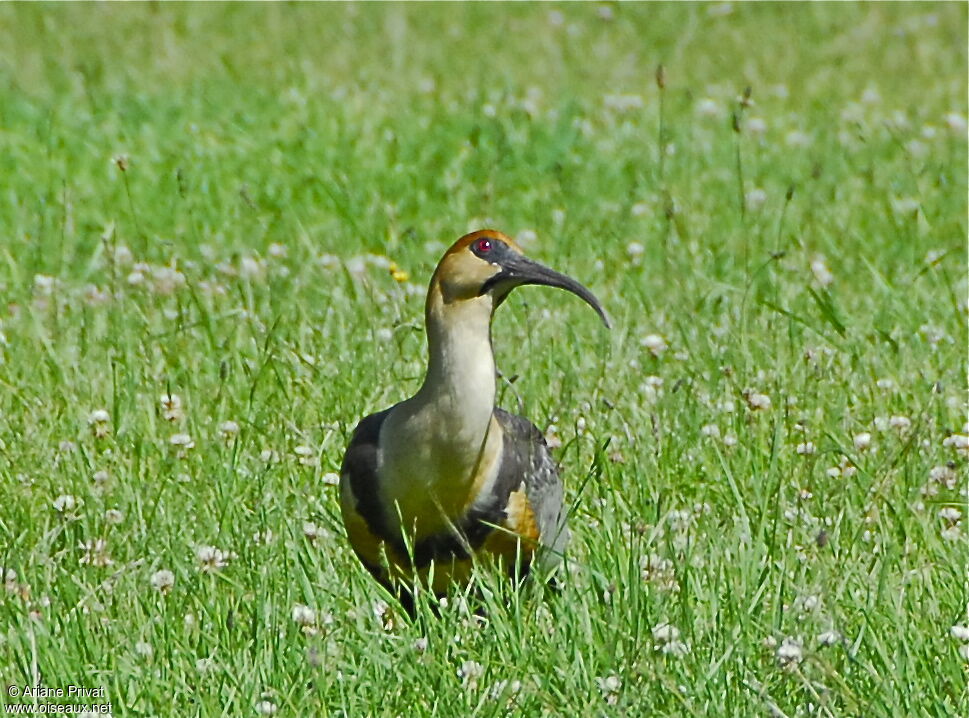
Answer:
[481, 254, 612, 329]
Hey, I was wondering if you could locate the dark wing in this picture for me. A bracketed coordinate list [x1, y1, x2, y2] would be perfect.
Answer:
[493, 408, 570, 567]
[339, 407, 396, 583]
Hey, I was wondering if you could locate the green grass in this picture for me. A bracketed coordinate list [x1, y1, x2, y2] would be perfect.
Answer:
[0, 3, 966, 716]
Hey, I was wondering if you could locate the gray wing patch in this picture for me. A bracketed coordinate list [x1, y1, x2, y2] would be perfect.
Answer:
[493, 408, 570, 564]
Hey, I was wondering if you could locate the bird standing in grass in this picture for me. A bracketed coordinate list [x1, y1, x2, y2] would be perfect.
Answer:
[339, 229, 610, 607]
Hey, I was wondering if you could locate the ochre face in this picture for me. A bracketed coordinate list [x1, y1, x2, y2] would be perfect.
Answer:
[432, 230, 522, 304]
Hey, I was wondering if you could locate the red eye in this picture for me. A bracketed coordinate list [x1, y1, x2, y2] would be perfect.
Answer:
[473, 238, 492, 254]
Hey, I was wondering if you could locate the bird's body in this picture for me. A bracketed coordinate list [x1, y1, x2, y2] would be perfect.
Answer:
[340, 230, 608, 601]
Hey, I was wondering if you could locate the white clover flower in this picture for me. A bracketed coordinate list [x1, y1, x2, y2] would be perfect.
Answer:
[293, 445, 317, 466]
[630, 203, 650, 218]
[135, 641, 154, 659]
[302, 521, 331, 543]
[52, 494, 79, 513]
[942, 525, 963, 542]
[701, 424, 721, 439]
[722, 434, 738, 448]
[595, 674, 622, 704]
[745, 188, 767, 210]
[150, 569, 175, 594]
[817, 630, 840, 647]
[861, 87, 881, 104]
[544, 424, 562, 449]
[695, 98, 721, 117]
[775, 636, 803, 668]
[950, 624, 969, 642]
[943, 112, 968, 134]
[127, 268, 146, 286]
[79, 539, 113, 567]
[169, 433, 195, 452]
[810, 255, 834, 287]
[626, 241, 646, 258]
[746, 117, 767, 135]
[195, 545, 235, 573]
[104, 508, 124, 525]
[888, 415, 911, 432]
[2, 568, 18, 593]
[796, 442, 816, 456]
[267, 243, 287, 259]
[875, 378, 895, 391]
[413, 637, 429, 653]
[151, 265, 186, 295]
[219, 420, 240, 439]
[853, 432, 872, 451]
[660, 640, 690, 657]
[372, 599, 389, 620]
[252, 529, 274, 546]
[651, 621, 680, 643]
[640, 553, 678, 592]
[112, 243, 133, 265]
[639, 381, 663, 405]
[744, 390, 771, 412]
[488, 679, 523, 702]
[88, 409, 111, 424]
[33, 274, 57, 295]
[255, 701, 278, 716]
[929, 465, 957, 489]
[82, 284, 112, 306]
[291, 604, 316, 627]
[641, 334, 667, 357]
[160, 393, 184, 422]
[457, 660, 485, 690]
[239, 256, 266, 279]
[939, 507, 962, 523]
[942, 434, 969, 455]
[322, 472, 340, 487]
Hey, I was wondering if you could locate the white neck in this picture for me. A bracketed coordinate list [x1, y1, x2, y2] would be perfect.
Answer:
[377, 295, 503, 539]
[416, 297, 496, 418]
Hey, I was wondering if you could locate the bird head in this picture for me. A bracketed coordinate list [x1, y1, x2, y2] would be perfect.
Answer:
[429, 229, 611, 328]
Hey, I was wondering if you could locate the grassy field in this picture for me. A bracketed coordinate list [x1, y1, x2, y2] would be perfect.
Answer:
[0, 3, 967, 716]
